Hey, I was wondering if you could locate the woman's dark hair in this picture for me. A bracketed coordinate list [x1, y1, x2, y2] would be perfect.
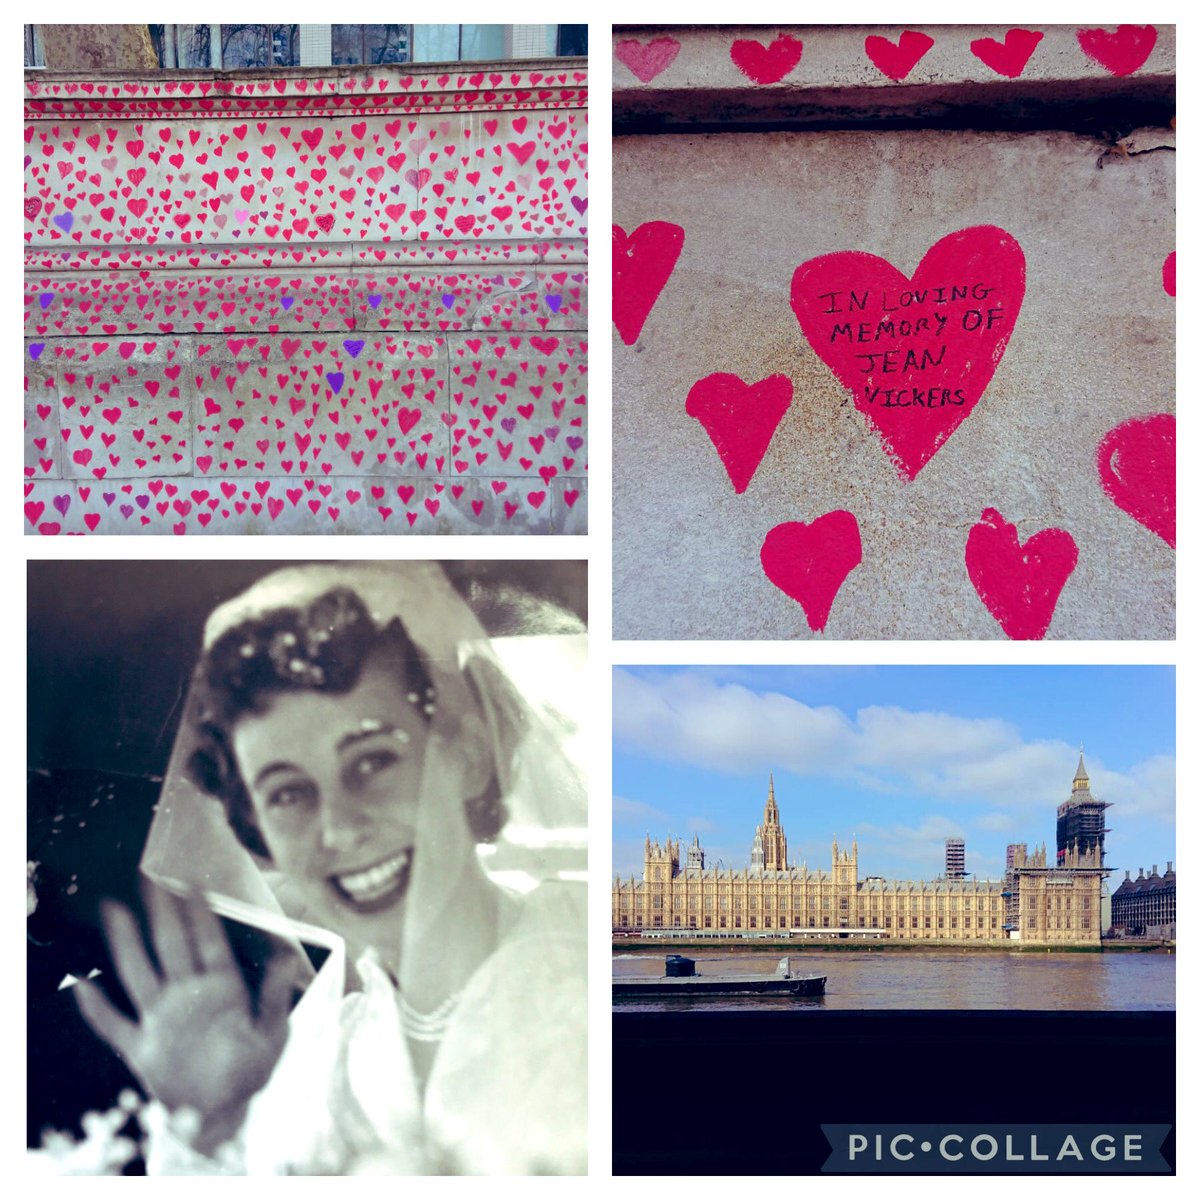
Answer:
[187, 586, 508, 858]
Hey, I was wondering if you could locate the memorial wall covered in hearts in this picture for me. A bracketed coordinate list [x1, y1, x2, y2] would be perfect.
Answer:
[25, 62, 588, 534]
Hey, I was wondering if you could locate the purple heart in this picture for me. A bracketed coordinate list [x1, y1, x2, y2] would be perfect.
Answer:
[280, 296, 294, 310]
[53, 213, 73, 232]
[29, 343, 45, 360]
[120, 504, 134, 519]
[441, 294, 456, 310]
[102, 492, 116, 506]
[342, 339, 364, 358]
[367, 294, 383, 309]
[566, 435, 583, 451]
[136, 494, 150, 509]
[544, 295, 562, 313]
[39, 292, 55, 311]
[25, 155, 31, 169]
[501, 417, 517, 433]
[327, 372, 345, 394]
[53, 494, 71, 517]
[544, 426, 560, 442]
[571, 197, 588, 215]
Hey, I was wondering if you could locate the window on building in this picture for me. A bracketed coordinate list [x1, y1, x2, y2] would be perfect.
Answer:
[24, 24, 44, 67]
[557, 24, 587, 56]
[749, 917, 757, 928]
[117, 23, 586, 70]
[332, 24, 411, 65]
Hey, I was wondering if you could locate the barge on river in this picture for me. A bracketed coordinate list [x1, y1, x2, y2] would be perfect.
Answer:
[613, 955, 826, 998]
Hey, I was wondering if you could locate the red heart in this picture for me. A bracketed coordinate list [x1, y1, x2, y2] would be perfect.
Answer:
[1162, 251, 1175, 297]
[790, 225, 1025, 480]
[970, 29, 1043, 78]
[1096, 413, 1175, 548]
[729, 35, 804, 85]
[685, 373, 793, 494]
[614, 37, 682, 84]
[1077, 25, 1157, 77]
[864, 30, 935, 81]
[613, 221, 685, 346]
[760, 511, 862, 633]
[965, 508, 1078, 640]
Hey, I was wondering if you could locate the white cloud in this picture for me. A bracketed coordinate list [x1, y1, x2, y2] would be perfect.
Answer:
[613, 670, 1174, 829]
[612, 795, 671, 829]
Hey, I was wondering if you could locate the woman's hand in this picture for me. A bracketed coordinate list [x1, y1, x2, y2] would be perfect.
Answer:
[75, 883, 294, 1155]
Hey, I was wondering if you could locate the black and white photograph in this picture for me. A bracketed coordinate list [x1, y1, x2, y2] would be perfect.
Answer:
[27, 560, 587, 1174]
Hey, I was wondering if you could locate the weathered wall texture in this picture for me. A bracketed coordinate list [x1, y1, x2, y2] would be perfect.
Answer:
[25, 63, 588, 534]
[613, 26, 1173, 638]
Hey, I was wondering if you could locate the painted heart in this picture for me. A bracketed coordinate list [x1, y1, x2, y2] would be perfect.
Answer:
[685, 373, 793, 494]
[613, 221, 685, 345]
[729, 35, 804, 85]
[1077, 24, 1157, 77]
[614, 37, 682, 84]
[1162, 251, 1175, 297]
[970, 29, 1043, 78]
[864, 30, 935, 81]
[760, 511, 862, 633]
[790, 225, 1026, 480]
[965, 507, 1078, 640]
[1096, 413, 1175, 548]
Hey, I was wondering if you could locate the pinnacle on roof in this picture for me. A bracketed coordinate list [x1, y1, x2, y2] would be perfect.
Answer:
[1074, 750, 1090, 788]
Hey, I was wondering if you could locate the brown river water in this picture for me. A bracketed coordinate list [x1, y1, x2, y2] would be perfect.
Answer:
[612, 947, 1175, 1011]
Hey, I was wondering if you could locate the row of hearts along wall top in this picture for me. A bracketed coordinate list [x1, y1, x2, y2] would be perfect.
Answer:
[24, 63, 589, 535]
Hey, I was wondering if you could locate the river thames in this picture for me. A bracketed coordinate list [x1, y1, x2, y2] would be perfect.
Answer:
[612, 947, 1175, 1010]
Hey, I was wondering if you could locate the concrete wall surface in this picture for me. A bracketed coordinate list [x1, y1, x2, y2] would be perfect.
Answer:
[613, 26, 1173, 639]
[25, 62, 588, 534]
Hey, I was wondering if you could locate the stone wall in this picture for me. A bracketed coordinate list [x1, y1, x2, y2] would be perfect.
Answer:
[613, 25, 1173, 637]
[25, 62, 588, 534]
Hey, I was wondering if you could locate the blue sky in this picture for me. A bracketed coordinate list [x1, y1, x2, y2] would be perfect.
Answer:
[613, 666, 1175, 886]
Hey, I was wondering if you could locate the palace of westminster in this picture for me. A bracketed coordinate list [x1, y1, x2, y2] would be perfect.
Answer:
[612, 756, 1112, 946]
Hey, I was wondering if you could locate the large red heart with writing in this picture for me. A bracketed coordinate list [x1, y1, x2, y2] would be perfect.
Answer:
[791, 225, 1025, 480]
[965, 507, 1078, 640]
[760, 511, 862, 633]
[685, 373, 793, 493]
[1077, 25, 1157, 77]
[730, 35, 804, 85]
[1096, 413, 1175, 548]
[613, 221, 685, 345]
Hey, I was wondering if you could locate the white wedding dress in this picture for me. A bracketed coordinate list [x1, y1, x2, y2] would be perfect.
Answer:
[149, 885, 586, 1176]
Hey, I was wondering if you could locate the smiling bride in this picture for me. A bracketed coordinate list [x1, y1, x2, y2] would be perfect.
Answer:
[75, 563, 587, 1175]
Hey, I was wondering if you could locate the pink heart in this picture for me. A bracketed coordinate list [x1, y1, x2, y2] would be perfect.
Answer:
[613, 221, 685, 345]
[791, 225, 1025, 480]
[970, 29, 1043, 78]
[965, 508, 1078, 640]
[864, 30, 935, 81]
[760, 511, 862, 633]
[729, 35, 804, 85]
[614, 37, 682, 84]
[685, 373, 793, 494]
[1096, 414, 1175, 548]
[1077, 24, 1157, 77]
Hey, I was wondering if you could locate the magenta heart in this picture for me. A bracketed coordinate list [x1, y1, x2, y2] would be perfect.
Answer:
[791, 225, 1025, 480]
[1096, 413, 1175, 548]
